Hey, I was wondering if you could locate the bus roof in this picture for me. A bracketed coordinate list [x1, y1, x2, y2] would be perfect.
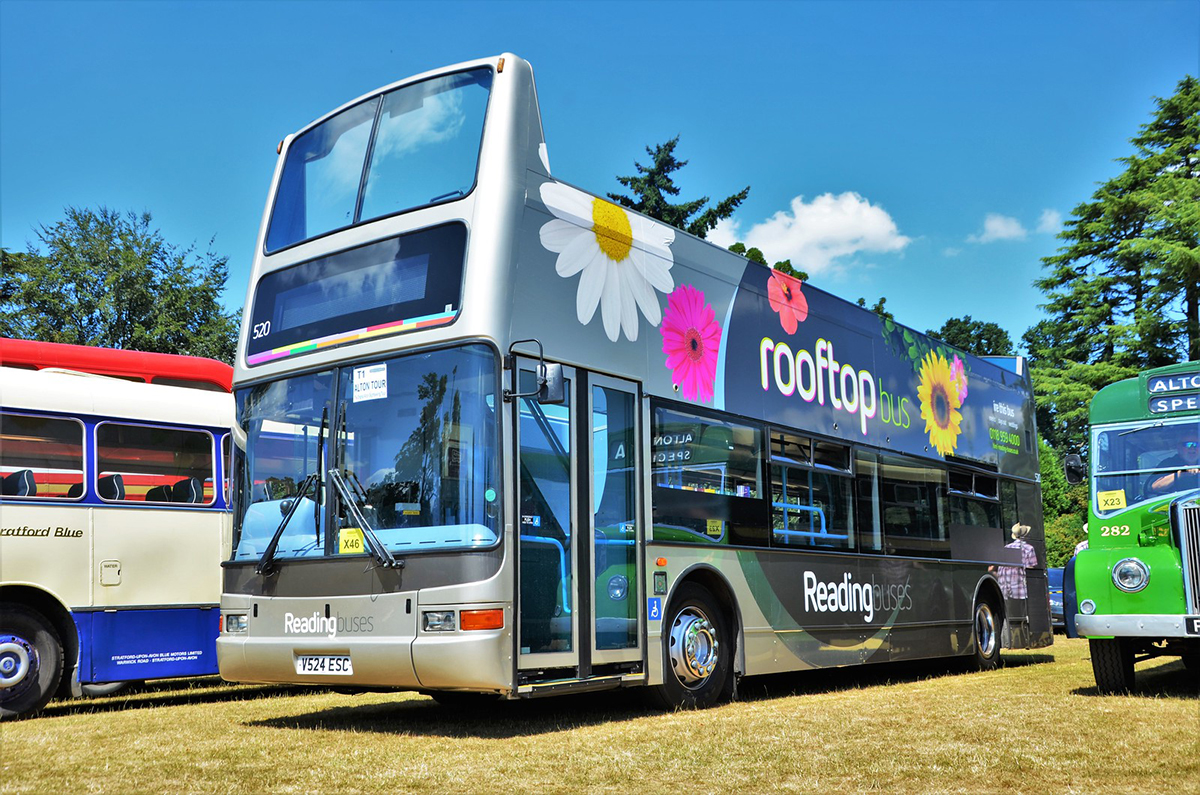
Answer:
[1, 366, 233, 430]
[0, 338, 233, 392]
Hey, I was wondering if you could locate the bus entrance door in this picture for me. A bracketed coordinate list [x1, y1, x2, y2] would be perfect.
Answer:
[514, 364, 643, 688]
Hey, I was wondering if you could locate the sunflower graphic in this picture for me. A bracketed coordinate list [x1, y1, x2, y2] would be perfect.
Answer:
[917, 351, 964, 456]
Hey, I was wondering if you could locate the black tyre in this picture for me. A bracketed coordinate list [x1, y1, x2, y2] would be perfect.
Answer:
[648, 583, 733, 710]
[969, 596, 1002, 671]
[1090, 638, 1135, 693]
[0, 603, 65, 719]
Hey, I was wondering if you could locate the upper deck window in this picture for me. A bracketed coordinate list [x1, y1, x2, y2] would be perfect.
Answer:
[266, 68, 493, 253]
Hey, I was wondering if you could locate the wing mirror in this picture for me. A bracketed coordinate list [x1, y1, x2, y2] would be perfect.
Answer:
[1064, 454, 1086, 486]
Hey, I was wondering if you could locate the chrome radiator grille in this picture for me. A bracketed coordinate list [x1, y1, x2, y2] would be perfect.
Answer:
[1182, 504, 1200, 614]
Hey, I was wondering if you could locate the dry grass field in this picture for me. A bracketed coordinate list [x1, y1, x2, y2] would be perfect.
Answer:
[2, 637, 1196, 794]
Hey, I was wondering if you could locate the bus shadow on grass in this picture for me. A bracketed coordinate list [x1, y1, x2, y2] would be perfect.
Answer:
[736, 653, 1056, 704]
[248, 690, 657, 738]
[248, 655, 1058, 738]
[1070, 658, 1198, 699]
[33, 678, 303, 719]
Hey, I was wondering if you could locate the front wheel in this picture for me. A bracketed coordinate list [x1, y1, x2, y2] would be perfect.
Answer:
[0, 603, 65, 719]
[969, 596, 1002, 671]
[648, 583, 733, 710]
[1090, 638, 1135, 693]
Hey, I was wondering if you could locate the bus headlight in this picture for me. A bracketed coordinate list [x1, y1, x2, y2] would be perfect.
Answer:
[1080, 599, 1096, 615]
[422, 611, 456, 632]
[608, 575, 629, 601]
[1112, 558, 1150, 593]
[224, 614, 248, 633]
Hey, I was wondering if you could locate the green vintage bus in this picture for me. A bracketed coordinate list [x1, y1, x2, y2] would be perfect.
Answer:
[1068, 360, 1200, 692]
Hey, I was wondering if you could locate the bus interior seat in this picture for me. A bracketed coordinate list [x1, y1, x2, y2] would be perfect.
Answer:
[98, 473, 125, 501]
[145, 484, 172, 503]
[1, 469, 37, 497]
[171, 477, 202, 503]
[66, 482, 84, 498]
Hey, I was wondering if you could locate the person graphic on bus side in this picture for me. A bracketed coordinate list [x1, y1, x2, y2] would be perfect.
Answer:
[1147, 435, 1200, 495]
[997, 523, 1036, 600]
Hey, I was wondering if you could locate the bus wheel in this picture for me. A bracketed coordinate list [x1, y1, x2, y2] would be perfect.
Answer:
[1090, 638, 1134, 693]
[0, 603, 64, 719]
[650, 583, 732, 710]
[970, 597, 1001, 671]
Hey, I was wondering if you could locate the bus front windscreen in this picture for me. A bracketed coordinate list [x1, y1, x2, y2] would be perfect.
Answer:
[266, 68, 493, 252]
[1092, 419, 1200, 515]
[231, 345, 500, 561]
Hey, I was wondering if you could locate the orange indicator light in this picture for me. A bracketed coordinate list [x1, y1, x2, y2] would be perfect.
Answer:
[655, 557, 667, 567]
[460, 609, 504, 631]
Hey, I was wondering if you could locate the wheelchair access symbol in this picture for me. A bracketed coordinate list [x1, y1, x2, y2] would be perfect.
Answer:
[648, 598, 662, 621]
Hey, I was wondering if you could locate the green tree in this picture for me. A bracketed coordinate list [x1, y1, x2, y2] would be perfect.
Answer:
[1037, 438, 1089, 567]
[1028, 75, 1199, 454]
[0, 207, 239, 362]
[727, 242, 809, 281]
[925, 315, 1014, 357]
[609, 136, 749, 239]
[856, 295, 893, 321]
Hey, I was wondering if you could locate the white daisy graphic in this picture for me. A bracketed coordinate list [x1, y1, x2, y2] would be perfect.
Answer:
[539, 181, 675, 342]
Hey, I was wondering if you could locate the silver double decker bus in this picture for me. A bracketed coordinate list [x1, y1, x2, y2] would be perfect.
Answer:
[218, 54, 1051, 708]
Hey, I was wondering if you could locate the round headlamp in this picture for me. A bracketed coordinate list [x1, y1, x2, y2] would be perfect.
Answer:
[1112, 558, 1150, 593]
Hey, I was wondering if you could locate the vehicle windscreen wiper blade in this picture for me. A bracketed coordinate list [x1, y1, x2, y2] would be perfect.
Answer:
[327, 467, 401, 569]
[256, 470, 319, 576]
[257, 409, 329, 576]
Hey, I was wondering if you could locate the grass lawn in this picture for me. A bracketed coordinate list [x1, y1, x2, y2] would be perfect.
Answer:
[2, 637, 1195, 793]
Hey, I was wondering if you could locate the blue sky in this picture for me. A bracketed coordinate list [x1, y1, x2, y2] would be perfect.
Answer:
[2, 0, 1197, 349]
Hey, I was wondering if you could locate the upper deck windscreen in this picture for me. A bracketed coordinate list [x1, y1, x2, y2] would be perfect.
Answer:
[266, 68, 493, 253]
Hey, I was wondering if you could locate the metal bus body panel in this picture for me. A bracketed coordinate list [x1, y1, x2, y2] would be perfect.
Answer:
[217, 591, 420, 687]
[649, 542, 1015, 677]
[0, 504, 93, 609]
[74, 607, 220, 681]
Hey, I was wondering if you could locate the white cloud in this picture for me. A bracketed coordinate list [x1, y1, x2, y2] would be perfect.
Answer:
[715, 192, 910, 275]
[1036, 209, 1062, 234]
[968, 213, 1027, 243]
[943, 247, 962, 257]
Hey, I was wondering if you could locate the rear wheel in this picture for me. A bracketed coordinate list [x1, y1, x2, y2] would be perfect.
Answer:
[969, 596, 1002, 671]
[1090, 638, 1135, 693]
[648, 583, 732, 710]
[0, 603, 64, 719]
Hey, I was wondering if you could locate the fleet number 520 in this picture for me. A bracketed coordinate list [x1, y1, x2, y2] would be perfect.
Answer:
[252, 321, 271, 339]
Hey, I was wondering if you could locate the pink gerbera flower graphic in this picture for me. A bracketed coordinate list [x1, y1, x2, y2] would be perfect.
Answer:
[950, 354, 969, 402]
[767, 269, 808, 335]
[661, 284, 722, 403]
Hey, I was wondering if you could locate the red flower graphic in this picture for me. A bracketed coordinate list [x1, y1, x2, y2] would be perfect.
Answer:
[767, 269, 808, 335]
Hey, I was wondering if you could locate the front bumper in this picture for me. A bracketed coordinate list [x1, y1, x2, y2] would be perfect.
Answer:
[1076, 613, 1200, 639]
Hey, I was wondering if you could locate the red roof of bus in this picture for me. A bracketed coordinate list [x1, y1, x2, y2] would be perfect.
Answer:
[0, 338, 233, 393]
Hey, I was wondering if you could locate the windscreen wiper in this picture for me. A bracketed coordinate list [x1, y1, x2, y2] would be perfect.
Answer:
[256, 409, 329, 576]
[256, 471, 318, 576]
[327, 467, 401, 569]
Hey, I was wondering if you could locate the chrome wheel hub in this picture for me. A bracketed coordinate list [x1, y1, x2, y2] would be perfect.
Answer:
[668, 607, 719, 688]
[975, 603, 997, 658]
[0, 635, 35, 690]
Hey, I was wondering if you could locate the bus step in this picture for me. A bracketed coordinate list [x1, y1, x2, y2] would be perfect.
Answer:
[516, 673, 645, 698]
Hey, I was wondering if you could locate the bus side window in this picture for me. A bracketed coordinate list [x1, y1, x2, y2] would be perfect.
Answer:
[0, 412, 85, 500]
[96, 422, 216, 505]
